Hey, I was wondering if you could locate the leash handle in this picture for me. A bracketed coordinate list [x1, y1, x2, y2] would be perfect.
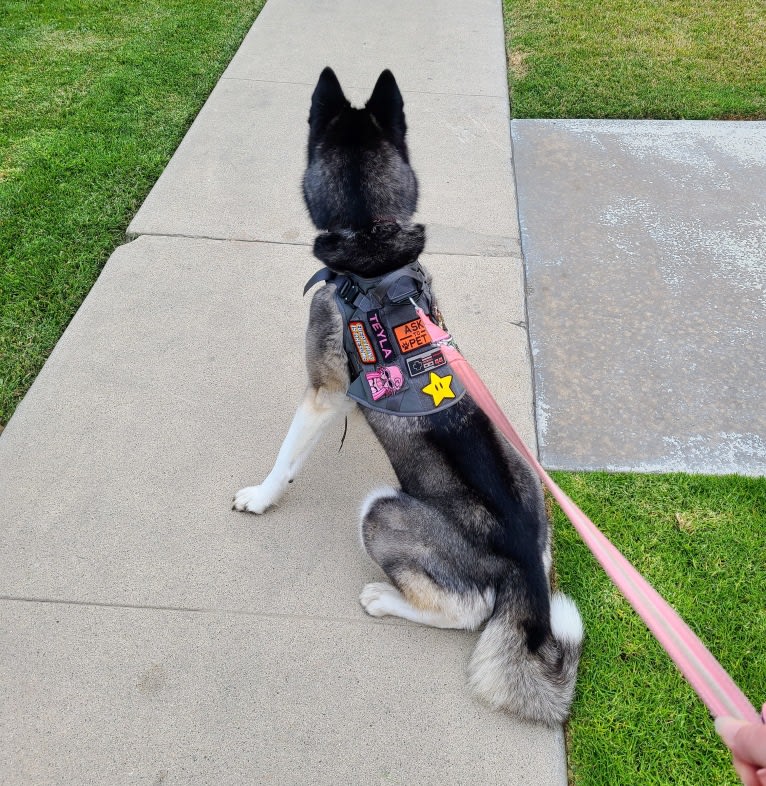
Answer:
[414, 306, 761, 724]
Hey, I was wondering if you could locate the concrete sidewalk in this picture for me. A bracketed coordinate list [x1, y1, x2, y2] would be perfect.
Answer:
[513, 120, 766, 475]
[1, 1, 559, 784]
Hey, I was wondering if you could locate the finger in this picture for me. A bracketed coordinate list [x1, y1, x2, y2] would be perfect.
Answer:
[732, 756, 759, 786]
[716, 717, 751, 749]
[716, 717, 766, 786]
[731, 724, 766, 769]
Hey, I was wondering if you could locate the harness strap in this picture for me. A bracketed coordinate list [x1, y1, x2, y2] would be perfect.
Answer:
[303, 267, 335, 296]
[304, 264, 430, 306]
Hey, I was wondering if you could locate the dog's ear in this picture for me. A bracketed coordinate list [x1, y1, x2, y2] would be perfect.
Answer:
[308, 67, 349, 135]
[366, 70, 407, 154]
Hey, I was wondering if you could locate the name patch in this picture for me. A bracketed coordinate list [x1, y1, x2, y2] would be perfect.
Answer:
[393, 318, 431, 354]
[367, 310, 395, 362]
[406, 347, 447, 377]
[349, 321, 377, 364]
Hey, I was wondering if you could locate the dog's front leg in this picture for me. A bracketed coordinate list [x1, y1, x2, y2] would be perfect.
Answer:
[233, 386, 352, 514]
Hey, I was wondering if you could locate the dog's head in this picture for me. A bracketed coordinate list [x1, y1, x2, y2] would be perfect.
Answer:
[303, 67, 418, 232]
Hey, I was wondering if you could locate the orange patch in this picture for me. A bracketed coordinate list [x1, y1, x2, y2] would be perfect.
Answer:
[349, 321, 377, 364]
[393, 317, 431, 354]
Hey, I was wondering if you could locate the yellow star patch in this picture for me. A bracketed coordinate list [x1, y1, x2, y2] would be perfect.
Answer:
[421, 372, 455, 407]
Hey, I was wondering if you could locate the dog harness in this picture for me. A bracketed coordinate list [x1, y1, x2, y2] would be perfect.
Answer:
[304, 262, 465, 415]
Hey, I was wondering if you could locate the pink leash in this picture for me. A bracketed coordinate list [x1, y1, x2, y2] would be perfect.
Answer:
[414, 304, 761, 725]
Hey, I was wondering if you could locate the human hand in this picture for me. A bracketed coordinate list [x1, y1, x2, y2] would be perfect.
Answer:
[715, 708, 766, 786]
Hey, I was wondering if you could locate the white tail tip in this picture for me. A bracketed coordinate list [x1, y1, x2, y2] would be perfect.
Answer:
[550, 593, 584, 644]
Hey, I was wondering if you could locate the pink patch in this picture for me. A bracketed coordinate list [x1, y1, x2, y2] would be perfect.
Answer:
[365, 366, 405, 401]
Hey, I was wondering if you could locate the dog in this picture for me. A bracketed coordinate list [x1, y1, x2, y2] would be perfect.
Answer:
[233, 67, 583, 726]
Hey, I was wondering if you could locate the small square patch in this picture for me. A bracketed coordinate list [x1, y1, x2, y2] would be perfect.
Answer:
[365, 366, 405, 401]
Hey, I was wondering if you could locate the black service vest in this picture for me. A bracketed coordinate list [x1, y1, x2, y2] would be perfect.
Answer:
[304, 262, 466, 416]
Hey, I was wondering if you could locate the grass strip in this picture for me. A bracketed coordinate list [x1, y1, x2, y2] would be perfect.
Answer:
[551, 471, 765, 785]
[504, 0, 766, 118]
[0, 0, 265, 427]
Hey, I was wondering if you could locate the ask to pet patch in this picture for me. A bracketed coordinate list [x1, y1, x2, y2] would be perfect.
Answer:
[350, 321, 377, 364]
[393, 317, 431, 354]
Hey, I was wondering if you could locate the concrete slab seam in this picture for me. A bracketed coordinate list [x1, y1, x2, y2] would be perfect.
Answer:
[508, 125, 542, 460]
[219, 74, 509, 100]
[123, 230, 313, 247]
[122, 229, 524, 261]
[0, 594, 411, 629]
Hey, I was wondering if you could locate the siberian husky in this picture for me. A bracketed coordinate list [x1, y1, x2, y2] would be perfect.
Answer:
[234, 67, 582, 726]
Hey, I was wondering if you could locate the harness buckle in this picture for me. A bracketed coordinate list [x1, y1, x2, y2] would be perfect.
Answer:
[337, 278, 361, 305]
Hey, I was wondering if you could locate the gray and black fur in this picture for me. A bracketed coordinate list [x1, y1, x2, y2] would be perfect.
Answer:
[243, 67, 583, 727]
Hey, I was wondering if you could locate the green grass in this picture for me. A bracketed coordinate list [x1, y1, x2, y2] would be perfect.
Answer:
[504, 0, 766, 118]
[551, 472, 766, 785]
[0, 0, 265, 427]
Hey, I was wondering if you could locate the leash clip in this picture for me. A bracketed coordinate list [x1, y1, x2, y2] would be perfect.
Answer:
[409, 297, 456, 349]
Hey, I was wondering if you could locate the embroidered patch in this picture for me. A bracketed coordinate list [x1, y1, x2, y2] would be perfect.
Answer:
[421, 372, 455, 407]
[406, 347, 447, 378]
[365, 366, 405, 401]
[393, 317, 431, 354]
[349, 321, 377, 364]
[367, 310, 396, 362]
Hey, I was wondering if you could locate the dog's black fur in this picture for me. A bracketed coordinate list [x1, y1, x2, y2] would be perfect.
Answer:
[238, 68, 583, 726]
[304, 68, 418, 236]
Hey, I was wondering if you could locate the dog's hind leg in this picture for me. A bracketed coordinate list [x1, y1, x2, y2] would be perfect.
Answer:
[233, 385, 352, 514]
[359, 490, 495, 630]
[359, 580, 493, 630]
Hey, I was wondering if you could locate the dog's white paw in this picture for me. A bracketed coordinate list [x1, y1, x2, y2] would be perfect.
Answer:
[232, 483, 281, 514]
[359, 582, 401, 618]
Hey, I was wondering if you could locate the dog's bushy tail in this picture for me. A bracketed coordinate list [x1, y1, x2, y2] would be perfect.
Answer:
[467, 580, 583, 726]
